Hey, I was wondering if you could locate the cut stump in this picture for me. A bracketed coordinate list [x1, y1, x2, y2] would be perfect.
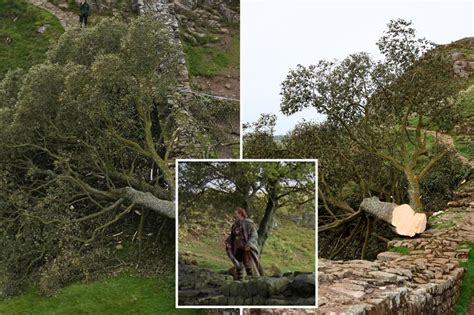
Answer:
[360, 197, 426, 237]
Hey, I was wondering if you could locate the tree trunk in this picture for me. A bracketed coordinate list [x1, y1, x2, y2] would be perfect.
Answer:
[360, 196, 426, 237]
[118, 187, 175, 218]
[405, 169, 423, 213]
[257, 180, 278, 253]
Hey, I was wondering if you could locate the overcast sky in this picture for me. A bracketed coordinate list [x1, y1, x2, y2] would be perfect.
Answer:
[241, 0, 473, 135]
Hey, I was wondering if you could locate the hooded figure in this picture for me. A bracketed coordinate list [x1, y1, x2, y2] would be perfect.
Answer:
[79, 0, 90, 27]
[225, 207, 264, 280]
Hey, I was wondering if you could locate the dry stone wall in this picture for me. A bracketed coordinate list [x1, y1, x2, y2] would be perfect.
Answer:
[136, 0, 239, 158]
[316, 185, 474, 314]
[178, 262, 316, 306]
[246, 185, 474, 314]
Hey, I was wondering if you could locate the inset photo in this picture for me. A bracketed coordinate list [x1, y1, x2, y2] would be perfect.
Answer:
[176, 160, 317, 307]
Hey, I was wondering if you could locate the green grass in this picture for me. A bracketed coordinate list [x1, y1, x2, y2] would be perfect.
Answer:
[454, 85, 474, 161]
[261, 221, 315, 272]
[454, 136, 474, 161]
[0, 274, 205, 315]
[183, 33, 239, 77]
[432, 221, 457, 229]
[428, 215, 457, 230]
[388, 245, 410, 255]
[180, 218, 315, 274]
[0, 0, 64, 77]
[453, 243, 474, 315]
[458, 85, 474, 119]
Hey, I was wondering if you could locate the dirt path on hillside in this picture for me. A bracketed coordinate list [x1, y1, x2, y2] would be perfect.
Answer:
[423, 130, 474, 169]
[29, 0, 78, 30]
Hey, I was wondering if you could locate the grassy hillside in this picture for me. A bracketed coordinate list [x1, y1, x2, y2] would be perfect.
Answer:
[454, 84, 474, 161]
[0, 0, 63, 77]
[453, 243, 474, 315]
[0, 274, 205, 315]
[184, 32, 240, 78]
[179, 214, 315, 274]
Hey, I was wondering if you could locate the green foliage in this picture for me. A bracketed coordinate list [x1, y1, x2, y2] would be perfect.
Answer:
[0, 16, 181, 297]
[245, 20, 472, 261]
[420, 151, 469, 212]
[0, 0, 64, 77]
[458, 85, 474, 119]
[454, 136, 474, 161]
[452, 84, 474, 162]
[188, 96, 240, 158]
[388, 245, 410, 255]
[453, 243, 474, 315]
[178, 161, 315, 215]
[0, 274, 205, 315]
[0, 68, 25, 109]
[48, 20, 127, 66]
[243, 113, 281, 158]
[184, 33, 239, 77]
[280, 19, 464, 212]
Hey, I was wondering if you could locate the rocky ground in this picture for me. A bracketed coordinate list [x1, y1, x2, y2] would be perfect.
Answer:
[175, 0, 240, 100]
[178, 260, 315, 306]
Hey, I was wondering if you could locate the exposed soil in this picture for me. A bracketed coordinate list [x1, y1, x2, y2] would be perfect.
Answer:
[193, 75, 239, 100]
[469, 297, 474, 315]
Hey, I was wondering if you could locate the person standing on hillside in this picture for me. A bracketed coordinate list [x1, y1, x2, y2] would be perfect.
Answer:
[79, 0, 90, 27]
[225, 207, 264, 280]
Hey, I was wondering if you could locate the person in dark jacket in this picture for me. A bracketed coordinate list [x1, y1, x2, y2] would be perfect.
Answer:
[79, 0, 90, 27]
[225, 207, 264, 280]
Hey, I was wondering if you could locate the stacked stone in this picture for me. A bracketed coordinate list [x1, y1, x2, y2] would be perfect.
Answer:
[178, 261, 316, 306]
[316, 185, 474, 314]
[136, 0, 211, 157]
[136, 0, 189, 87]
[178, 263, 232, 305]
[136, 0, 240, 158]
[452, 51, 474, 78]
[175, 0, 238, 45]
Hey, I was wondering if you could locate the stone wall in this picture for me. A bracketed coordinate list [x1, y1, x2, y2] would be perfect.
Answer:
[452, 50, 474, 78]
[135, 0, 239, 158]
[246, 185, 474, 314]
[178, 263, 316, 306]
[316, 185, 474, 314]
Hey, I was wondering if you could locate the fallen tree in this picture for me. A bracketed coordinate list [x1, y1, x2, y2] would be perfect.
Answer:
[0, 17, 185, 296]
[360, 197, 426, 237]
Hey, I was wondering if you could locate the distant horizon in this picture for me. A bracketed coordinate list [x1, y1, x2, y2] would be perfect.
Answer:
[242, 0, 474, 134]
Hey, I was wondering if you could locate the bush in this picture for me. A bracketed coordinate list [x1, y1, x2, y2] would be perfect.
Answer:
[421, 151, 470, 212]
